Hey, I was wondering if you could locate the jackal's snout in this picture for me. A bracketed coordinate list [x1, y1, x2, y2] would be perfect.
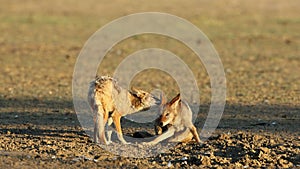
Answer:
[159, 122, 164, 126]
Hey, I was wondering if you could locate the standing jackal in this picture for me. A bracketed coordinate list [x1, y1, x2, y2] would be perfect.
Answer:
[88, 76, 160, 144]
[147, 93, 201, 145]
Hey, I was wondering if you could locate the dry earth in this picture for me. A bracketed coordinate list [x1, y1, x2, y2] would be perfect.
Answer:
[0, 0, 299, 168]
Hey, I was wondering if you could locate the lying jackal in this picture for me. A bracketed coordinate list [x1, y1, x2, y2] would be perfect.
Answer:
[147, 93, 201, 145]
[154, 116, 194, 143]
[88, 76, 160, 144]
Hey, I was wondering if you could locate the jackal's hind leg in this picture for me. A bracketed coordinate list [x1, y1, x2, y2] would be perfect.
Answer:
[94, 104, 111, 145]
[106, 117, 113, 144]
[168, 128, 193, 143]
[112, 112, 128, 144]
[189, 125, 201, 143]
[94, 112, 107, 144]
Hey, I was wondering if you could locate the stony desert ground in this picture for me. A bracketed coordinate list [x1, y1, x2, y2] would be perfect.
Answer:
[0, 0, 299, 168]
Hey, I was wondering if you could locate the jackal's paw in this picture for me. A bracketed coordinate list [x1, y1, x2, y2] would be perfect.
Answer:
[142, 141, 156, 146]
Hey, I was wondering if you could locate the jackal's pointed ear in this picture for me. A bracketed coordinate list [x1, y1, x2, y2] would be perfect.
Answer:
[160, 92, 167, 105]
[170, 93, 181, 108]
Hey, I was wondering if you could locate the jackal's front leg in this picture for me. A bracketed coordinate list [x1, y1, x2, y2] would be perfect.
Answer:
[145, 127, 176, 145]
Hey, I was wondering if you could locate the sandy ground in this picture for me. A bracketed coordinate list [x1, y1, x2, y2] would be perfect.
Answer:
[0, 0, 299, 168]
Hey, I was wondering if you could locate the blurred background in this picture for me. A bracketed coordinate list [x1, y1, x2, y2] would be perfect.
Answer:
[0, 0, 299, 167]
[0, 0, 298, 105]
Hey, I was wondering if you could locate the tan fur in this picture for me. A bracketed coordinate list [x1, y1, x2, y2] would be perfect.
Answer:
[88, 76, 159, 144]
[147, 94, 201, 145]
[154, 117, 193, 143]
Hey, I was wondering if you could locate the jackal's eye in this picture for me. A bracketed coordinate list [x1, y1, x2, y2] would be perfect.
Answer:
[165, 113, 170, 117]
